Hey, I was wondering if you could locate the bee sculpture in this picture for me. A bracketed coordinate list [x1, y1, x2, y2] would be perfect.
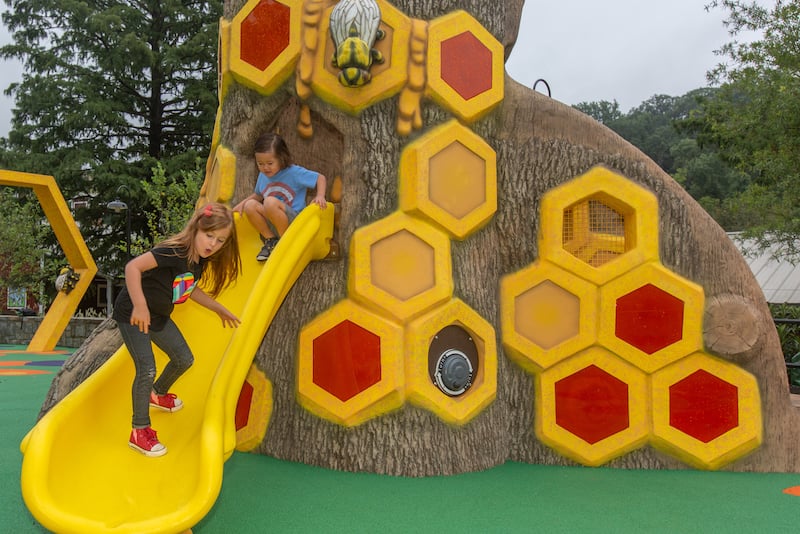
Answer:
[329, 0, 385, 87]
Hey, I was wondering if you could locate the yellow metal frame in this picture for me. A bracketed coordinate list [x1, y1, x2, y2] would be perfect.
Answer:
[0, 170, 97, 351]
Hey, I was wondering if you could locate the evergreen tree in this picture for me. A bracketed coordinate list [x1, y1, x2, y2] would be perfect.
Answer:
[0, 0, 221, 272]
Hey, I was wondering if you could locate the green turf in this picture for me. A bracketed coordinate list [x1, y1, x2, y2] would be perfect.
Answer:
[4, 346, 800, 533]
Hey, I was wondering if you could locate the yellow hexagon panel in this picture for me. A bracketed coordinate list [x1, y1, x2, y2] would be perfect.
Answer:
[310, 0, 410, 114]
[298, 298, 405, 426]
[599, 262, 704, 374]
[651, 352, 762, 470]
[235, 364, 273, 452]
[540, 166, 659, 285]
[426, 10, 504, 123]
[500, 260, 598, 373]
[536, 347, 650, 467]
[405, 298, 496, 425]
[0, 170, 98, 351]
[399, 119, 497, 239]
[349, 211, 453, 323]
[229, 0, 303, 94]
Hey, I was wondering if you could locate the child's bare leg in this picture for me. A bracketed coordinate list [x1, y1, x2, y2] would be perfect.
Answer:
[263, 197, 289, 236]
[242, 199, 275, 239]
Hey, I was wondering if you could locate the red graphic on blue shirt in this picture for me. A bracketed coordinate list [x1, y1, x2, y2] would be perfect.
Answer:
[263, 182, 295, 206]
[172, 273, 196, 304]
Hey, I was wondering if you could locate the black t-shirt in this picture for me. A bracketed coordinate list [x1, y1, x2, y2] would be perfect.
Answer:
[113, 246, 206, 332]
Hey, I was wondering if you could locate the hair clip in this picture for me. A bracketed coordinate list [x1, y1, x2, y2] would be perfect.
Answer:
[203, 204, 213, 217]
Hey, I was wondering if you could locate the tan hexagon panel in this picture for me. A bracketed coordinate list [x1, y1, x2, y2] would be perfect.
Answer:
[501, 260, 598, 373]
[349, 211, 453, 323]
[399, 119, 497, 239]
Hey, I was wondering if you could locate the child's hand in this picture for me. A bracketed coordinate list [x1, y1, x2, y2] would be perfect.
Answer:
[130, 306, 151, 334]
[218, 307, 241, 328]
[311, 194, 327, 209]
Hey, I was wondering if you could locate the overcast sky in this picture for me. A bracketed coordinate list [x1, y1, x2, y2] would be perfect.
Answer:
[0, 1, 751, 138]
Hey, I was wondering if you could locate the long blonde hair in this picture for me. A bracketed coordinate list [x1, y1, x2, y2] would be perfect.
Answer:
[159, 202, 241, 297]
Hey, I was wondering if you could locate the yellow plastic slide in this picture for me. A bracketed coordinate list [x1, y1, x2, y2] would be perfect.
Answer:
[20, 205, 334, 533]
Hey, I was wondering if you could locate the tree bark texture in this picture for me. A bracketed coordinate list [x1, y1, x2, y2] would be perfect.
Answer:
[41, 0, 800, 476]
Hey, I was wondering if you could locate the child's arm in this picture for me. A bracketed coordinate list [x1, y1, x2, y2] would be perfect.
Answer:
[311, 174, 327, 209]
[190, 288, 241, 328]
[125, 252, 159, 334]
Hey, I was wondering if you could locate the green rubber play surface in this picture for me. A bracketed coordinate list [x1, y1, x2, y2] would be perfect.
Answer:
[4, 345, 800, 533]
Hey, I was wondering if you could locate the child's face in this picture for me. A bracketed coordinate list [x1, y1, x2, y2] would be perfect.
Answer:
[255, 150, 282, 177]
[195, 225, 232, 258]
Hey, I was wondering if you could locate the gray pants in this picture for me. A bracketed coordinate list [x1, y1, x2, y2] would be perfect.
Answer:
[117, 319, 194, 428]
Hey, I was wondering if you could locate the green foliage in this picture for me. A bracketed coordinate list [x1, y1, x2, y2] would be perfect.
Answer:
[770, 304, 800, 388]
[137, 161, 203, 251]
[697, 0, 800, 258]
[0, 0, 222, 273]
[0, 187, 59, 309]
[573, 100, 623, 124]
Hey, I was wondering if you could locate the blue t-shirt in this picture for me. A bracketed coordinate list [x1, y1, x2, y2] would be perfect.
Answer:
[254, 164, 319, 213]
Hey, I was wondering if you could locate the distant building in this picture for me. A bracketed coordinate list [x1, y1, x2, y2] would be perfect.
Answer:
[730, 233, 800, 305]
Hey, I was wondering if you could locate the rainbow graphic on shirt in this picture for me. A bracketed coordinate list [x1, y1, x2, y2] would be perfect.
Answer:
[173, 273, 197, 304]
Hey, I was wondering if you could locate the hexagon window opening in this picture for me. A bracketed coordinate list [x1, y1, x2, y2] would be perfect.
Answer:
[370, 229, 436, 301]
[312, 320, 382, 402]
[440, 31, 492, 100]
[669, 369, 739, 443]
[562, 198, 628, 267]
[616, 283, 685, 355]
[428, 140, 486, 220]
[515, 280, 580, 350]
[239, 0, 291, 70]
[554, 364, 630, 445]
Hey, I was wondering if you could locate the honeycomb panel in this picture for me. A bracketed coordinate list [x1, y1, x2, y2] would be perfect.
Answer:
[599, 262, 704, 373]
[349, 211, 452, 323]
[651, 352, 762, 470]
[298, 299, 405, 426]
[370, 230, 435, 301]
[536, 347, 649, 466]
[501, 261, 598, 372]
[405, 298, 497, 425]
[229, 0, 302, 94]
[399, 119, 497, 240]
[426, 11, 504, 122]
[235, 365, 273, 452]
[540, 166, 658, 285]
[310, 0, 410, 114]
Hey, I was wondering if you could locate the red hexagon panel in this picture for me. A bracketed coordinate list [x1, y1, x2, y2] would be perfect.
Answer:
[239, 0, 291, 70]
[312, 319, 382, 402]
[669, 369, 739, 443]
[555, 364, 630, 445]
[616, 283, 684, 355]
[440, 31, 492, 100]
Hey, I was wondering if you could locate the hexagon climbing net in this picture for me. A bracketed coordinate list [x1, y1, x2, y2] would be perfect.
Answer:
[562, 198, 626, 267]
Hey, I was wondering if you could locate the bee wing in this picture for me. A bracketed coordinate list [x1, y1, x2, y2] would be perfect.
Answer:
[329, 0, 353, 46]
[330, 0, 382, 45]
[355, 0, 382, 45]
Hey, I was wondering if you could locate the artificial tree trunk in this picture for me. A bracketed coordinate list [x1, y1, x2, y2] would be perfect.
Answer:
[42, 0, 800, 475]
